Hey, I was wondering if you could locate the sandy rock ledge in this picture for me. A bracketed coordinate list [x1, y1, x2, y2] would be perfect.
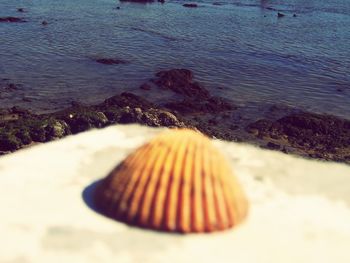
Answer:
[1, 125, 350, 263]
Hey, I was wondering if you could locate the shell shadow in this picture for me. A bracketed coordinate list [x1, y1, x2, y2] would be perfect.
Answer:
[82, 179, 104, 215]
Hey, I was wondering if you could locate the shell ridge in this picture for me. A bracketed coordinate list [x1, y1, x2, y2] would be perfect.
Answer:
[163, 136, 189, 232]
[201, 142, 209, 232]
[202, 141, 217, 232]
[115, 141, 160, 220]
[150, 136, 182, 229]
[138, 145, 170, 227]
[176, 138, 193, 233]
[126, 141, 164, 223]
[191, 137, 205, 232]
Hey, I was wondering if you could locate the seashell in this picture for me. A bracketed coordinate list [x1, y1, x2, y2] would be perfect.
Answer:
[94, 129, 249, 233]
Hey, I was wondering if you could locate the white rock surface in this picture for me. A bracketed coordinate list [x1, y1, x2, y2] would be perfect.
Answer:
[1, 124, 350, 263]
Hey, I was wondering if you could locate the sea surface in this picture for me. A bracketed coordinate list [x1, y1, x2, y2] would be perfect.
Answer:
[1, 0, 349, 118]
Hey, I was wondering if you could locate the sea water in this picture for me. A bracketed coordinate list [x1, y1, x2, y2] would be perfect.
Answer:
[1, 0, 349, 118]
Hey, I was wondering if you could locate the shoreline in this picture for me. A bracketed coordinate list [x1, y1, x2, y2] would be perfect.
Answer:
[1, 68, 349, 164]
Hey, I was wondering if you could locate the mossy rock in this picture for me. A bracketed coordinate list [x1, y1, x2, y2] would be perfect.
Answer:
[46, 120, 70, 139]
[63, 111, 108, 134]
[0, 133, 22, 151]
[15, 129, 32, 145]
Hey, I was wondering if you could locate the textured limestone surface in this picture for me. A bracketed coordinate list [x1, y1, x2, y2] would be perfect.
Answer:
[0, 124, 350, 263]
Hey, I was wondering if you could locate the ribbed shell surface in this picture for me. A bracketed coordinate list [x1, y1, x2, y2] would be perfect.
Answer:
[94, 129, 249, 233]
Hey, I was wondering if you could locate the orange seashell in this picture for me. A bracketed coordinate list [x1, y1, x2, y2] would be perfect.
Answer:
[94, 129, 249, 233]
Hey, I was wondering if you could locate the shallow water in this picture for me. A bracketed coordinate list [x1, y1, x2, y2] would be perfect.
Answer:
[1, 0, 349, 118]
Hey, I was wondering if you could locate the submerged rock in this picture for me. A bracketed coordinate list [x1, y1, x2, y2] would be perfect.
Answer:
[103, 92, 155, 109]
[0, 17, 26, 23]
[95, 58, 127, 65]
[154, 69, 210, 99]
[119, 0, 155, 2]
[183, 3, 198, 8]
[139, 83, 152, 91]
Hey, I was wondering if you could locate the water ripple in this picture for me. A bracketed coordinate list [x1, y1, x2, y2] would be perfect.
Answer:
[0, 0, 349, 118]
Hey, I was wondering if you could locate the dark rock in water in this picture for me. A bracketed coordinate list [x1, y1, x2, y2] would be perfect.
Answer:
[17, 8, 25, 12]
[266, 7, 277, 11]
[22, 97, 32, 102]
[0, 17, 26, 23]
[183, 3, 198, 8]
[1, 83, 19, 92]
[7, 83, 18, 91]
[293, 14, 297, 17]
[119, 0, 155, 2]
[148, 68, 238, 142]
[95, 58, 127, 65]
[42, 20, 48, 26]
[277, 12, 285, 18]
[156, 68, 193, 83]
[206, 97, 236, 112]
[154, 69, 210, 99]
[103, 92, 155, 109]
